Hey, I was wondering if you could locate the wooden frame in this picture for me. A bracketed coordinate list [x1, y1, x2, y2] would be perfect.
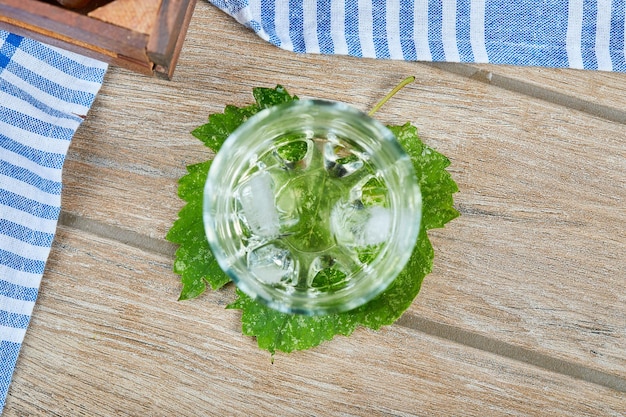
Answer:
[0, 0, 197, 79]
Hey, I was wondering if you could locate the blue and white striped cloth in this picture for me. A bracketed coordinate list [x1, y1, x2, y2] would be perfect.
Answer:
[0, 30, 107, 412]
[211, 0, 626, 72]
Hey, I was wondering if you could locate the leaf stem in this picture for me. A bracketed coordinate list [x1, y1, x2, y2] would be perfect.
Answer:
[368, 76, 415, 117]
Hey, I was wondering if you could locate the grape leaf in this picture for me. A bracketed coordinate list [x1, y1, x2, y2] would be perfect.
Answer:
[166, 86, 299, 298]
[166, 85, 459, 353]
[225, 124, 458, 354]
[227, 288, 358, 353]
[190, 85, 298, 152]
[165, 161, 229, 299]
[390, 123, 460, 230]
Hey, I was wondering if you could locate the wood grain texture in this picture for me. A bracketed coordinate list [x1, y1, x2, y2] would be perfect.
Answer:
[0, 0, 148, 60]
[54, 0, 626, 379]
[4, 1, 626, 414]
[0, 0, 194, 77]
[6, 227, 626, 416]
[475, 63, 626, 112]
[147, 0, 198, 79]
[88, 0, 162, 34]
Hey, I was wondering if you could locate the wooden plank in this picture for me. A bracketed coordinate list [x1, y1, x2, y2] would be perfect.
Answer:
[423, 62, 626, 125]
[475, 63, 626, 112]
[0, 0, 194, 77]
[0, 0, 149, 62]
[147, 0, 198, 78]
[59, 0, 626, 387]
[88, 0, 162, 35]
[4, 227, 625, 416]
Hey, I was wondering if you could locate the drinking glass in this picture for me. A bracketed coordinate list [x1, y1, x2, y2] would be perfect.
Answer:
[203, 100, 422, 315]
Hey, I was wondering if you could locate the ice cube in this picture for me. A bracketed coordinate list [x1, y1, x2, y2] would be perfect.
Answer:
[248, 244, 294, 284]
[238, 172, 280, 237]
[250, 263, 287, 284]
[322, 139, 365, 178]
[330, 203, 392, 247]
[361, 206, 392, 245]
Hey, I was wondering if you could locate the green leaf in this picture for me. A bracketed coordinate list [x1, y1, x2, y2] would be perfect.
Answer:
[227, 289, 357, 354]
[190, 85, 297, 152]
[167, 86, 299, 298]
[276, 140, 309, 162]
[167, 85, 459, 353]
[224, 123, 454, 353]
[165, 160, 230, 299]
[191, 104, 259, 153]
[253, 85, 298, 108]
[390, 123, 460, 229]
[223, 228, 434, 354]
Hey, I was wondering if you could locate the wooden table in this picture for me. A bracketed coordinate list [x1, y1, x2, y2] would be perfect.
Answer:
[4, 2, 625, 415]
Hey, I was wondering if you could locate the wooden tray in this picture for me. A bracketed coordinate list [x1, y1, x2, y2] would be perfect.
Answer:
[0, 0, 197, 79]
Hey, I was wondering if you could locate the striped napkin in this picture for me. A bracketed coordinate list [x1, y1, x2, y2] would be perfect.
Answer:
[0, 30, 107, 412]
[211, 0, 626, 72]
